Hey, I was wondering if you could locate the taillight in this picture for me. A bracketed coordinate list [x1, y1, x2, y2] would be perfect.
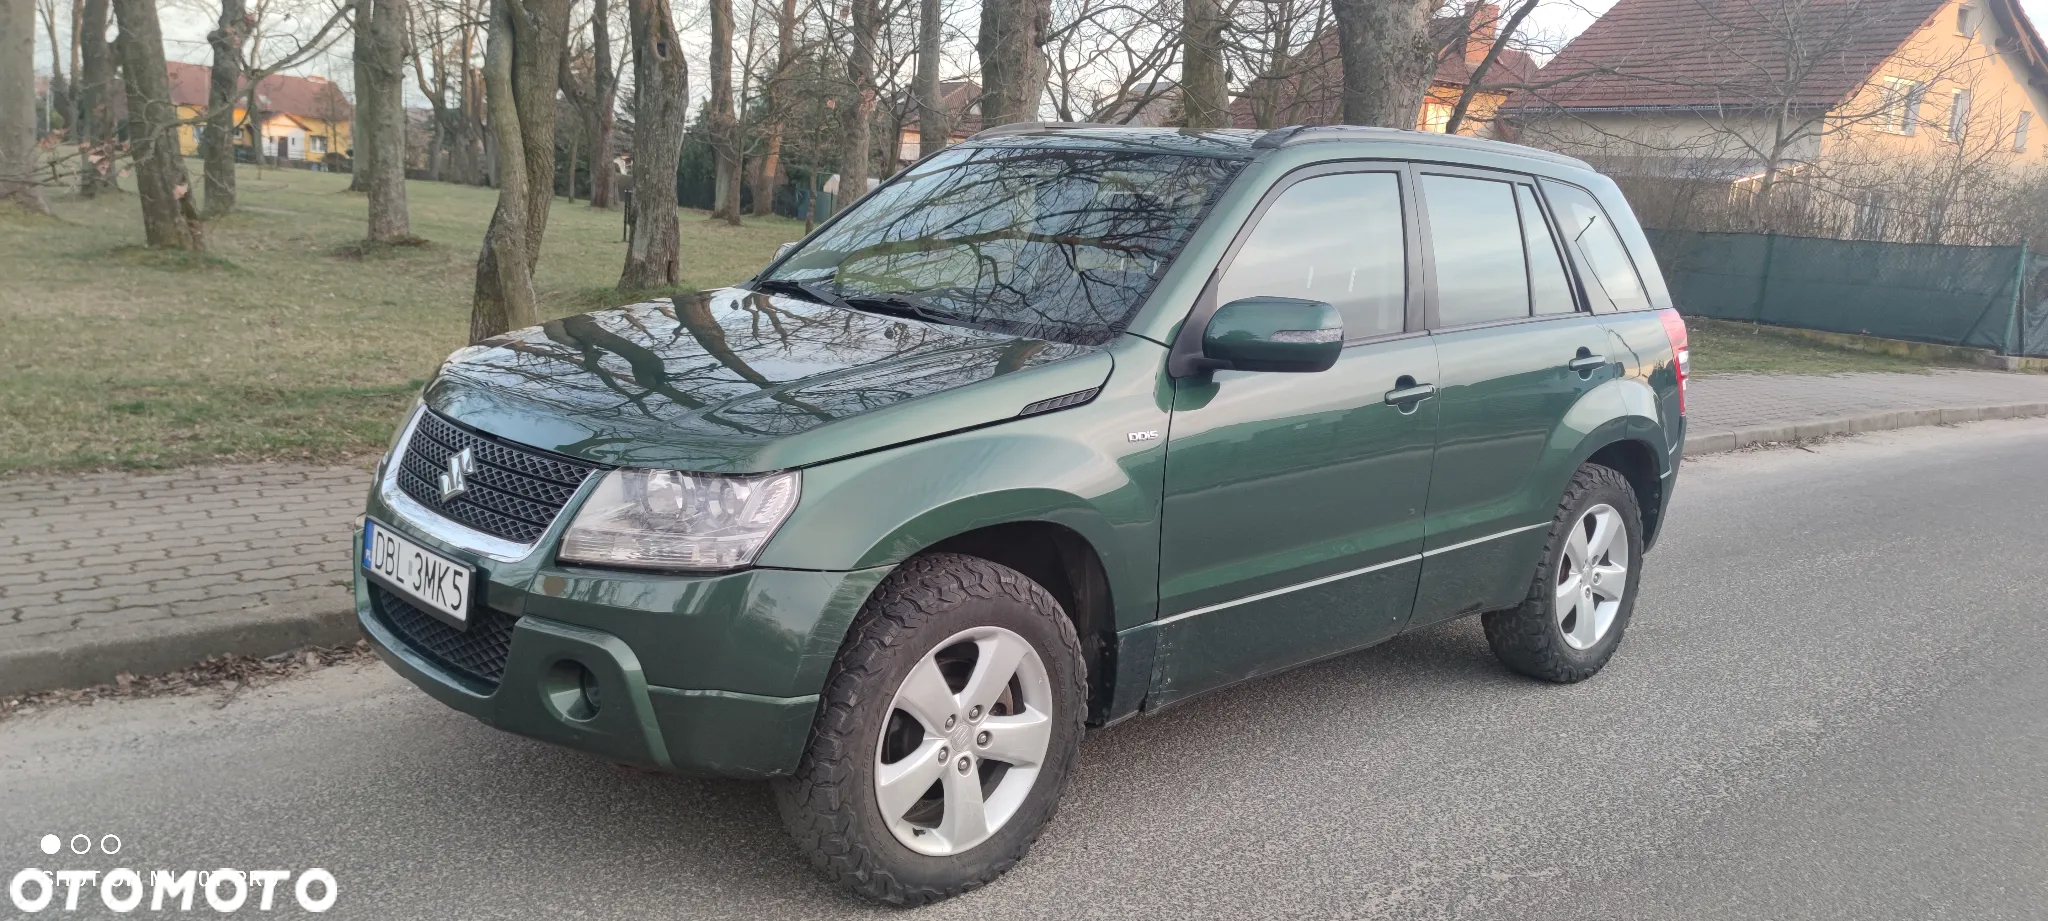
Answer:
[1658, 308, 1689, 415]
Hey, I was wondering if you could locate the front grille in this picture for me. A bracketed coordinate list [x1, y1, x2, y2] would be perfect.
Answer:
[397, 410, 605, 544]
[371, 586, 517, 687]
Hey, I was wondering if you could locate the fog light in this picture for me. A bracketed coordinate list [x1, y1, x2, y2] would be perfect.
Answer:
[544, 660, 602, 722]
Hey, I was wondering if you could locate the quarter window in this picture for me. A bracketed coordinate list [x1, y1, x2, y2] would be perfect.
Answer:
[1422, 174, 1530, 327]
[1216, 172, 1407, 339]
[1542, 179, 1652, 313]
[1517, 186, 1577, 315]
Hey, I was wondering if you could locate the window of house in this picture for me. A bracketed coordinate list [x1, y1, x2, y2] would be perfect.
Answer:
[1949, 89, 1971, 142]
[2016, 111, 2032, 151]
[1958, 4, 1979, 36]
[310, 136, 327, 154]
[1217, 172, 1408, 339]
[1422, 174, 1531, 326]
[1517, 186, 1577, 315]
[1880, 77, 1925, 134]
[1420, 99, 1453, 134]
[1540, 179, 1651, 313]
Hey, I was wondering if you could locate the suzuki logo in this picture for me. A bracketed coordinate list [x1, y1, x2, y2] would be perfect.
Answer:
[439, 447, 475, 502]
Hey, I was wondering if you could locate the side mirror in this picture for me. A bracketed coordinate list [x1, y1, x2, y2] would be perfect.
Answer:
[1199, 297, 1344, 373]
[774, 242, 798, 261]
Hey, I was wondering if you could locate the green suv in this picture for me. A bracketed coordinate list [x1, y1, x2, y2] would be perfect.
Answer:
[354, 125, 1688, 905]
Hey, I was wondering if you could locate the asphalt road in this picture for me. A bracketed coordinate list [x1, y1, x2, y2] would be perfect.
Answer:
[6, 418, 2048, 920]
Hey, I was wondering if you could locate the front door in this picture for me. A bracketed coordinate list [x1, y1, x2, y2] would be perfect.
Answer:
[1152, 166, 1439, 706]
[1409, 168, 1614, 626]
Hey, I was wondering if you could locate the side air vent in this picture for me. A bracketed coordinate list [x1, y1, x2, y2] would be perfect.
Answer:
[1018, 388, 1100, 417]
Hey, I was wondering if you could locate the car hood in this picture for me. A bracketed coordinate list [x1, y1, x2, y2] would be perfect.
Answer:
[423, 288, 1112, 473]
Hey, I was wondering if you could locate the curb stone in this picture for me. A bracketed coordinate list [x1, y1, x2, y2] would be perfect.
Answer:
[1680, 401, 2048, 456]
[7, 402, 2048, 699]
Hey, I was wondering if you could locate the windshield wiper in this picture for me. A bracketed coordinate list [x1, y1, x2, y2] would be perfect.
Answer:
[842, 292, 969, 327]
[752, 277, 854, 311]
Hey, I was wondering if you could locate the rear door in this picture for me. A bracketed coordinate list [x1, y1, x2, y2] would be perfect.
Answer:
[1151, 165, 1439, 706]
[1409, 166, 1618, 628]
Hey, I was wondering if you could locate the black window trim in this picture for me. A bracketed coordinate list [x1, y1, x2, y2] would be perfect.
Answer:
[1167, 159, 1426, 378]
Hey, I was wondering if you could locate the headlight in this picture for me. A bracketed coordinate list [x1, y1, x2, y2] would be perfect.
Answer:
[559, 469, 800, 571]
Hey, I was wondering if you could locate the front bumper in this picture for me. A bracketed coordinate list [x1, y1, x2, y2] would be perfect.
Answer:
[352, 522, 890, 779]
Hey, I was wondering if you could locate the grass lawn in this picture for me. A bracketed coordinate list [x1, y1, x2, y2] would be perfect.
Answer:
[1687, 318, 1969, 376]
[0, 162, 804, 474]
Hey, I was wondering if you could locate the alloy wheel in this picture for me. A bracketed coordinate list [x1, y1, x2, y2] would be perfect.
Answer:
[1556, 502, 1629, 650]
[873, 625, 1054, 856]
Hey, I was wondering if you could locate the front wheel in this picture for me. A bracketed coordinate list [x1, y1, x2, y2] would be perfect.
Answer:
[774, 553, 1087, 906]
[1483, 463, 1645, 683]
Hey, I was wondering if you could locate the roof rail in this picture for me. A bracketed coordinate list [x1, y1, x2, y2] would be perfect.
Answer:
[967, 121, 1115, 140]
[1252, 124, 1591, 167]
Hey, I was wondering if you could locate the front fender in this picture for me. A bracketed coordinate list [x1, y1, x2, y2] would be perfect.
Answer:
[755, 357, 1173, 633]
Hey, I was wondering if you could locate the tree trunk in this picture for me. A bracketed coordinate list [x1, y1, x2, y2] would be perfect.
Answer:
[915, 0, 945, 156]
[40, 0, 73, 136]
[110, 0, 201, 246]
[1181, 0, 1226, 130]
[1330, 0, 1434, 128]
[976, 0, 1049, 127]
[587, 0, 616, 207]
[838, 0, 878, 214]
[359, 0, 413, 239]
[202, 0, 249, 217]
[749, 0, 793, 217]
[617, 0, 686, 290]
[707, 0, 739, 223]
[1, 0, 47, 212]
[74, 0, 112, 196]
[470, 0, 572, 341]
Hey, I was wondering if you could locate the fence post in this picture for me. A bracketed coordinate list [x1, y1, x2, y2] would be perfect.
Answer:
[1752, 232, 1777, 323]
[2007, 241, 2028, 357]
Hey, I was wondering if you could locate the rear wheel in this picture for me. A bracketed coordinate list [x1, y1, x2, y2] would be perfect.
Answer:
[1483, 463, 1644, 683]
[774, 553, 1086, 906]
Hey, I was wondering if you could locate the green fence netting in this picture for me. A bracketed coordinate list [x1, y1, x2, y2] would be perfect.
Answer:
[1645, 229, 2048, 356]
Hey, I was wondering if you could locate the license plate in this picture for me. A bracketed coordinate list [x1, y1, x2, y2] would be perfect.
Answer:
[363, 519, 474, 628]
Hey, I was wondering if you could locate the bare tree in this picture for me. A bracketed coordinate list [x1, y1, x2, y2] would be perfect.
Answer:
[586, 0, 617, 206]
[471, 0, 573, 340]
[1180, 0, 1224, 129]
[200, 0, 254, 216]
[978, 0, 1049, 126]
[1330, 0, 1433, 127]
[914, 0, 944, 156]
[37, 0, 72, 136]
[1442, 0, 1539, 136]
[709, 0, 741, 222]
[751, 0, 795, 215]
[111, 0, 203, 247]
[357, 0, 413, 240]
[838, 0, 879, 210]
[1, 0, 47, 213]
[617, 0, 687, 289]
[74, 0, 112, 196]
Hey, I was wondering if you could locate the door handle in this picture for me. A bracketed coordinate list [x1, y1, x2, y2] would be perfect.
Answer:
[1384, 383, 1436, 406]
[1568, 355, 1607, 376]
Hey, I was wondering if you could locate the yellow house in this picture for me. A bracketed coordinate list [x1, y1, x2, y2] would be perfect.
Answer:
[166, 61, 354, 163]
[1509, 0, 2048, 178]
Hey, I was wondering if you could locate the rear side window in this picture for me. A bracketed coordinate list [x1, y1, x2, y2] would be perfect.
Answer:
[1541, 180, 1651, 313]
[1216, 172, 1407, 339]
[1518, 185, 1577, 315]
[1421, 174, 1530, 327]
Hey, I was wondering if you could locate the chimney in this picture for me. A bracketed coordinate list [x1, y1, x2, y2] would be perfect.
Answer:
[1466, 3, 1500, 65]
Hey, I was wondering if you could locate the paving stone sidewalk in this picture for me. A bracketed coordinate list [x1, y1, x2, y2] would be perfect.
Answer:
[5, 368, 2048, 696]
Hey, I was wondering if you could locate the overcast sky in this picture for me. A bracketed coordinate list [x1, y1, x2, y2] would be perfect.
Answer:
[31, 0, 2048, 107]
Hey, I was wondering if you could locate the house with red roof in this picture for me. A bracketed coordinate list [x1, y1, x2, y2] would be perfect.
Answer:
[166, 61, 353, 164]
[1505, 0, 2048, 183]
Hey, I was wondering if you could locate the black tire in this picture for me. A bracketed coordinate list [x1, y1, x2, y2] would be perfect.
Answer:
[773, 553, 1087, 906]
[1483, 463, 1645, 683]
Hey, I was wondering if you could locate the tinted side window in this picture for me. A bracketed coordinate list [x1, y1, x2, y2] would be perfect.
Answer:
[1518, 186, 1577, 315]
[1216, 172, 1406, 339]
[1422, 175, 1530, 327]
[1541, 179, 1651, 313]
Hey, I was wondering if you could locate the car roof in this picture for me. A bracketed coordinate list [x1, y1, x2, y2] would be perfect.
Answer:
[960, 122, 1593, 172]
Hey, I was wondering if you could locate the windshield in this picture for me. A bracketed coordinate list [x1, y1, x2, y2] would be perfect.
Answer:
[762, 145, 1243, 345]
